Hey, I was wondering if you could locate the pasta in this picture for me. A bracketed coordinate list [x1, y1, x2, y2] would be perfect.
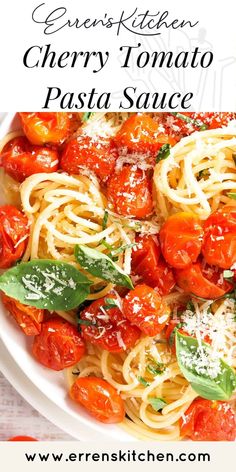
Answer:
[1, 111, 236, 442]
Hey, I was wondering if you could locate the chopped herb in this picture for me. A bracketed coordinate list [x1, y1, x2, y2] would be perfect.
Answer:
[147, 363, 165, 375]
[111, 243, 137, 256]
[156, 144, 171, 163]
[186, 301, 195, 311]
[102, 297, 119, 310]
[82, 112, 93, 122]
[170, 112, 208, 130]
[77, 318, 94, 326]
[228, 193, 236, 200]
[169, 323, 184, 347]
[148, 397, 167, 412]
[102, 210, 109, 231]
[138, 376, 150, 387]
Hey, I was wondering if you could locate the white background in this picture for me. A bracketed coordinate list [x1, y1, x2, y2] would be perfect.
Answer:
[0, 0, 236, 110]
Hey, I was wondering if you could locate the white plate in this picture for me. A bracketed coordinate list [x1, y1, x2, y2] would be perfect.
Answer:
[0, 113, 133, 442]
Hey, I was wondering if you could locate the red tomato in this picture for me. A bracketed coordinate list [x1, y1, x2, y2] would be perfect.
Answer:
[61, 135, 118, 181]
[80, 296, 140, 352]
[162, 112, 236, 138]
[123, 284, 170, 336]
[8, 436, 38, 441]
[32, 317, 85, 371]
[115, 114, 176, 155]
[132, 235, 175, 295]
[180, 398, 236, 441]
[202, 206, 236, 269]
[0, 205, 29, 269]
[0, 136, 59, 183]
[19, 112, 70, 145]
[159, 213, 203, 269]
[165, 319, 185, 352]
[107, 166, 153, 218]
[70, 376, 125, 424]
[1, 294, 44, 336]
[175, 261, 233, 299]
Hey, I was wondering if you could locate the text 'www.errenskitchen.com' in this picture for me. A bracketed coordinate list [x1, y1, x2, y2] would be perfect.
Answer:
[24, 450, 210, 463]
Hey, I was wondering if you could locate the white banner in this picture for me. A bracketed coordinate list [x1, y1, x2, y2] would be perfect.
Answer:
[0, 0, 236, 111]
[0, 441, 235, 472]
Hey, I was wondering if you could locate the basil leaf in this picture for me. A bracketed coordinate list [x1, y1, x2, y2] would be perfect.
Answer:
[75, 245, 134, 289]
[138, 376, 150, 387]
[170, 112, 208, 130]
[156, 144, 171, 163]
[228, 193, 236, 200]
[103, 297, 119, 310]
[147, 361, 165, 375]
[82, 112, 93, 122]
[148, 397, 167, 412]
[223, 270, 234, 279]
[0, 260, 92, 311]
[176, 332, 236, 400]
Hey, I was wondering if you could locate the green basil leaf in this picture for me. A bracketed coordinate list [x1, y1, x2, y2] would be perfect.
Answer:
[156, 144, 171, 163]
[223, 270, 234, 279]
[176, 332, 236, 401]
[0, 260, 92, 311]
[138, 376, 150, 387]
[170, 112, 208, 130]
[82, 112, 93, 122]
[75, 245, 134, 289]
[228, 193, 236, 200]
[148, 397, 167, 412]
[102, 297, 120, 310]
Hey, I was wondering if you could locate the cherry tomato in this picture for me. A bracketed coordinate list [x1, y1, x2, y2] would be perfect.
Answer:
[162, 112, 236, 139]
[0, 136, 59, 183]
[19, 112, 70, 145]
[202, 206, 236, 269]
[107, 166, 153, 218]
[175, 261, 233, 299]
[180, 398, 236, 441]
[61, 135, 118, 181]
[8, 436, 38, 441]
[159, 213, 203, 269]
[79, 296, 140, 352]
[1, 294, 44, 336]
[132, 235, 175, 295]
[115, 114, 176, 155]
[123, 284, 170, 336]
[32, 317, 85, 371]
[70, 376, 125, 424]
[0, 205, 29, 269]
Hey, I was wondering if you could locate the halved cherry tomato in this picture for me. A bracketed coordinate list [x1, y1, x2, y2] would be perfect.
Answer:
[123, 284, 170, 336]
[114, 114, 176, 155]
[1, 294, 44, 336]
[107, 166, 153, 218]
[8, 436, 38, 441]
[202, 206, 236, 269]
[61, 135, 118, 181]
[19, 112, 70, 145]
[32, 317, 85, 371]
[159, 213, 203, 269]
[162, 112, 236, 139]
[80, 296, 140, 352]
[0, 205, 29, 269]
[180, 398, 236, 441]
[70, 376, 125, 423]
[175, 261, 233, 299]
[132, 235, 175, 295]
[0, 136, 59, 182]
